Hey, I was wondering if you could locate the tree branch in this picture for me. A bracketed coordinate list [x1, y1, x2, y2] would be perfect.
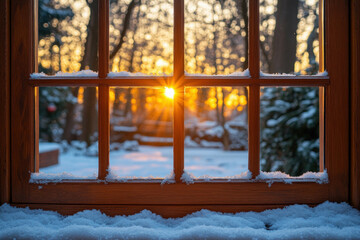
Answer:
[110, 0, 138, 60]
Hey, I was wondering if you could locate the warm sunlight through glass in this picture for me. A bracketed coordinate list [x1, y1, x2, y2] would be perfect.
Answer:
[164, 87, 175, 99]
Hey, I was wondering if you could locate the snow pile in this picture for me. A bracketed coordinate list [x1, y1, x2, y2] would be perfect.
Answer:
[260, 71, 328, 77]
[105, 169, 161, 182]
[256, 170, 328, 186]
[181, 170, 252, 184]
[108, 71, 171, 77]
[39, 142, 60, 153]
[30, 172, 97, 184]
[316, 70, 328, 76]
[185, 69, 250, 77]
[31, 70, 98, 78]
[260, 72, 296, 77]
[161, 171, 176, 185]
[1, 202, 359, 239]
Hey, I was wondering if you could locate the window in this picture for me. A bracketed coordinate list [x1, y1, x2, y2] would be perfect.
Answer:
[10, 0, 349, 215]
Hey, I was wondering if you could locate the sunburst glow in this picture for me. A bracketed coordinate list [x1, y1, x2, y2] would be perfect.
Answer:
[164, 87, 175, 99]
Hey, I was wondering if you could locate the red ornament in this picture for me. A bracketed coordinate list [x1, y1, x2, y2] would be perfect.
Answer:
[47, 103, 57, 112]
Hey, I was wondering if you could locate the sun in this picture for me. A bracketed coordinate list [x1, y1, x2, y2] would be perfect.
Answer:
[164, 87, 175, 99]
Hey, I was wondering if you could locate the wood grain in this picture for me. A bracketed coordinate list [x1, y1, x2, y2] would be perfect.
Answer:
[350, 0, 360, 209]
[29, 76, 330, 87]
[325, 0, 349, 202]
[98, 0, 110, 180]
[173, 0, 185, 182]
[14, 181, 329, 205]
[248, 0, 260, 178]
[0, 0, 10, 204]
[11, 0, 36, 204]
[98, 85, 109, 179]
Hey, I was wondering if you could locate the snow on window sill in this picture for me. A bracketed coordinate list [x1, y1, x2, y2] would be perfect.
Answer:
[30, 70, 98, 78]
[29, 170, 328, 185]
[255, 170, 329, 187]
[29, 172, 98, 184]
[104, 169, 167, 183]
[260, 70, 328, 77]
[185, 69, 250, 77]
[181, 170, 253, 185]
[107, 72, 171, 77]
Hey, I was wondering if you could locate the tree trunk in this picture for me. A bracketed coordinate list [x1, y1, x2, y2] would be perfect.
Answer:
[62, 87, 79, 143]
[221, 88, 230, 150]
[81, 0, 99, 146]
[269, 0, 299, 73]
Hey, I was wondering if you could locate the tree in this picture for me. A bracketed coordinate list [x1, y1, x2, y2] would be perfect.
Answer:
[260, 87, 319, 176]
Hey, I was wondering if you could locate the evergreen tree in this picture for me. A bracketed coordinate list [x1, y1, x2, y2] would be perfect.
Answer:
[260, 87, 319, 176]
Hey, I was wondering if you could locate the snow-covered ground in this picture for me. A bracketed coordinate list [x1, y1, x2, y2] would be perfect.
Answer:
[39, 146, 248, 178]
[1, 202, 359, 239]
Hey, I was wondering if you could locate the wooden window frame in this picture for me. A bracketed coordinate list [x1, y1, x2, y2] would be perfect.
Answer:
[9, 0, 350, 217]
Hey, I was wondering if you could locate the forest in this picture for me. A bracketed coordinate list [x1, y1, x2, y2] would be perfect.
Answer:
[37, 0, 320, 177]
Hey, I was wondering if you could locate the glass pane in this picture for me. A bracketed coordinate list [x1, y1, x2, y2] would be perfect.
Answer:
[37, 0, 98, 75]
[185, 0, 248, 75]
[260, 0, 320, 75]
[109, 0, 173, 75]
[109, 88, 173, 178]
[35, 87, 98, 179]
[260, 87, 320, 176]
[184, 87, 249, 178]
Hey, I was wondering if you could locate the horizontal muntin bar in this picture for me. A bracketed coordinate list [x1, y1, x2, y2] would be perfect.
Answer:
[28, 76, 329, 87]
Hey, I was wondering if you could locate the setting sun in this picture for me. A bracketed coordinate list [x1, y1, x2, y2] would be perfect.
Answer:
[164, 87, 175, 99]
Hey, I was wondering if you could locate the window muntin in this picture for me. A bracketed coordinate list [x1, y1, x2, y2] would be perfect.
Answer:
[9, 0, 350, 209]
[32, 0, 327, 181]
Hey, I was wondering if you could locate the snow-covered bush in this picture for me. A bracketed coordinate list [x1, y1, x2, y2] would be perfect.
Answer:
[260, 87, 319, 176]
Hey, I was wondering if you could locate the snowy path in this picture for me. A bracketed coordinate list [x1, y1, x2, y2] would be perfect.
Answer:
[1, 202, 359, 239]
[40, 146, 248, 178]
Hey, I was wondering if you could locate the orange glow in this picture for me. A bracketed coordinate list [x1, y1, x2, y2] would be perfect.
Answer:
[164, 87, 175, 99]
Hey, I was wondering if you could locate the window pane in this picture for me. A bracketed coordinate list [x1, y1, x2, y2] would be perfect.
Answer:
[184, 87, 249, 178]
[109, 88, 173, 178]
[260, 0, 321, 75]
[36, 87, 98, 179]
[109, 0, 173, 75]
[185, 0, 248, 75]
[37, 0, 98, 75]
[260, 87, 320, 176]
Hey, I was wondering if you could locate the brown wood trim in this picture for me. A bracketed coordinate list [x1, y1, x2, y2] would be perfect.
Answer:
[173, 0, 185, 182]
[97, 0, 110, 180]
[12, 203, 318, 218]
[28, 78, 330, 89]
[350, 0, 360, 209]
[0, 0, 10, 204]
[13, 182, 329, 205]
[248, 85, 260, 177]
[98, 85, 109, 179]
[28, 77, 330, 87]
[9, 0, 350, 211]
[248, 0, 260, 178]
[325, 0, 349, 202]
[318, 0, 325, 171]
[98, 0, 109, 78]
[11, 0, 36, 204]
[249, 0, 260, 79]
